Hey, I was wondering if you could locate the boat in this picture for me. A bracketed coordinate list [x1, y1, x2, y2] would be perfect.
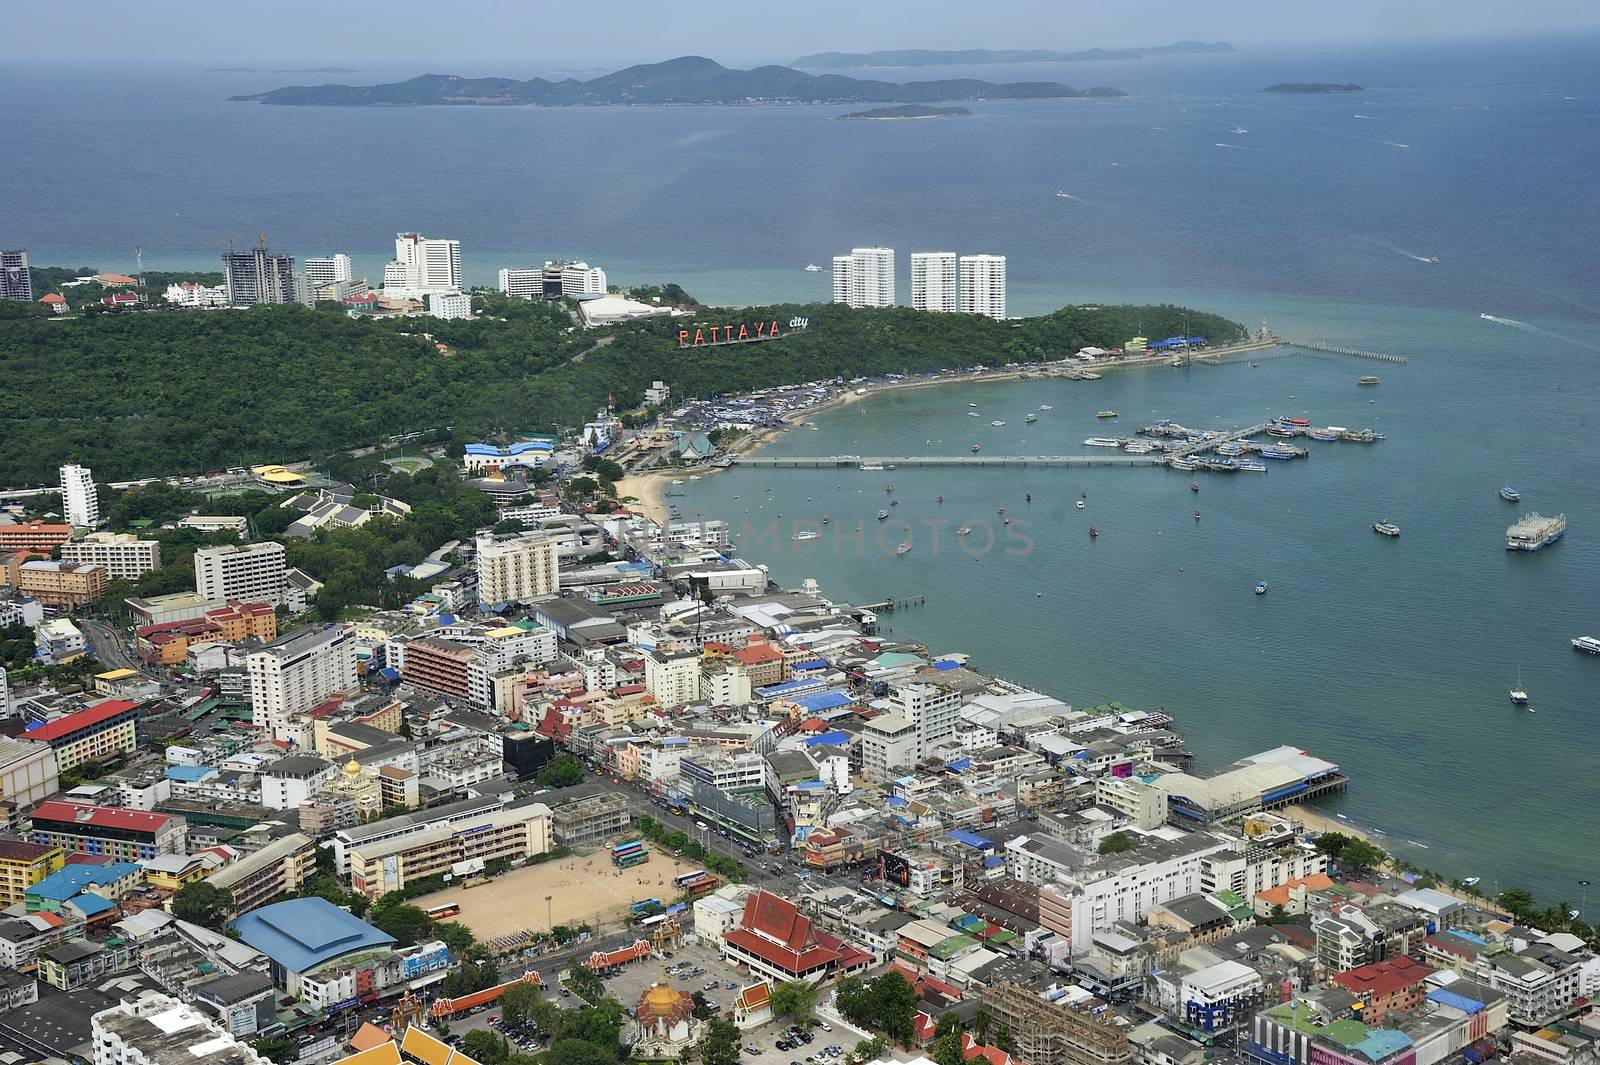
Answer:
[1571, 636, 1600, 654]
[804, 263, 821, 272]
[1096, 410, 1119, 418]
[1025, 492, 1032, 502]
[968, 411, 981, 417]
[970, 443, 981, 453]
[1510, 668, 1529, 705]
[792, 530, 821, 542]
[876, 508, 890, 521]
[1499, 486, 1520, 503]
[1083, 437, 1122, 448]
[1260, 444, 1301, 460]
[1236, 460, 1267, 472]
[957, 526, 972, 536]
[821, 515, 830, 524]
[886, 484, 895, 493]
[997, 506, 1006, 514]
[1373, 521, 1401, 537]
[1190, 482, 1200, 492]
[1123, 441, 1156, 454]
[1168, 456, 1199, 471]
[1358, 376, 1380, 385]
[935, 496, 943, 504]
[1025, 413, 1037, 423]
[990, 420, 1006, 427]
[1088, 525, 1097, 538]
[1215, 442, 1246, 456]
[1461, 877, 1480, 888]
[1255, 580, 1268, 595]
[1076, 499, 1086, 509]
[1309, 429, 1339, 442]
[968, 402, 978, 407]
[1506, 512, 1565, 552]
[670, 478, 685, 485]
[895, 542, 912, 556]
[1039, 405, 1053, 411]
[1003, 516, 1012, 525]
[1194, 510, 1201, 520]
[806, 423, 819, 431]
[859, 462, 884, 471]
[889, 499, 899, 506]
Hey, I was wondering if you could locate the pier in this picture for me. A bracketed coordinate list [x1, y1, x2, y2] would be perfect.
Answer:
[1279, 338, 1408, 363]
[732, 454, 1165, 469]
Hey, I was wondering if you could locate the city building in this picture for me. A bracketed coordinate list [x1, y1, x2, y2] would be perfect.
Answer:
[0, 736, 60, 808]
[555, 260, 607, 296]
[326, 794, 511, 874]
[176, 515, 250, 536]
[92, 992, 270, 1065]
[720, 889, 864, 985]
[29, 800, 187, 860]
[230, 896, 408, 1007]
[0, 840, 65, 907]
[346, 798, 553, 897]
[959, 254, 1007, 319]
[135, 601, 276, 666]
[385, 233, 461, 296]
[303, 254, 353, 290]
[549, 791, 630, 847]
[498, 267, 543, 299]
[61, 533, 160, 580]
[194, 542, 287, 605]
[247, 627, 358, 741]
[0, 249, 32, 302]
[206, 832, 318, 916]
[427, 291, 471, 319]
[910, 252, 957, 313]
[0, 520, 72, 553]
[13, 560, 107, 607]
[34, 617, 87, 660]
[475, 531, 559, 604]
[60, 464, 100, 528]
[221, 245, 299, 306]
[645, 646, 702, 710]
[22, 698, 140, 771]
[980, 981, 1134, 1065]
[832, 247, 895, 308]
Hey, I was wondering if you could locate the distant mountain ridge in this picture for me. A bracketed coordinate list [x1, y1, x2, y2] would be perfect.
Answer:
[228, 55, 1124, 107]
[791, 41, 1235, 69]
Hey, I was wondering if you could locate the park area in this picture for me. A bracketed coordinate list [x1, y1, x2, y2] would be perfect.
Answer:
[409, 849, 701, 940]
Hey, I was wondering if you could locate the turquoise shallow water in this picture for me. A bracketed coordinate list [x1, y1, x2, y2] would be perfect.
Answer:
[677, 296, 1600, 904]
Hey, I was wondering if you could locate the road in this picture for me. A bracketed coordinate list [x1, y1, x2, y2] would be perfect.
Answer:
[79, 617, 147, 675]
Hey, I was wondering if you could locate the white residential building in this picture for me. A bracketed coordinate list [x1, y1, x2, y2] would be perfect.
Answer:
[194, 542, 287, 604]
[385, 233, 461, 295]
[61, 533, 161, 580]
[427, 291, 472, 319]
[498, 267, 542, 299]
[958, 254, 1007, 319]
[558, 261, 607, 296]
[475, 532, 559, 605]
[860, 714, 918, 782]
[247, 627, 358, 742]
[832, 247, 895, 308]
[61, 464, 100, 528]
[889, 680, 961, 754]
[92, 994, 270, 1065]
[910, 252, 957, 313]
[644, 647, 702, 710]
[303, 254, 353, 289]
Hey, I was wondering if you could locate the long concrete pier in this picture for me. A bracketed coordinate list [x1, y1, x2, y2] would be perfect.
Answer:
[732, 454, 1165, 469]
[1279, 338, 1408, 363]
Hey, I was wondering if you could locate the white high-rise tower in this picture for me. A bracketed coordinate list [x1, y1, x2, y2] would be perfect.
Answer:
[959, 254, 1007, 319]
[831, 247, 895, 308]
[60, 464, 100, 528]
[911, 252, 958, 313]
[385, 233, 461, 296]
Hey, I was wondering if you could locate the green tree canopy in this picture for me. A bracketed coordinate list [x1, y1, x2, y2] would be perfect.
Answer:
[769, 980, 817, 1020]
[538, 754, 585, 788]
[171, 882, 233, 929]
[372, 904, 433, 946]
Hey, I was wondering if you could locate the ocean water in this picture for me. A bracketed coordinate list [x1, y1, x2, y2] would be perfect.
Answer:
[4, 39, 1599, 901]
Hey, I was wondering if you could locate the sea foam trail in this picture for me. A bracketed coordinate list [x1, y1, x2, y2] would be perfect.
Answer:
[1381, 141, 1413, 149]
[1215, 142, 1263, 151]
[1480, 313, 1594, 350]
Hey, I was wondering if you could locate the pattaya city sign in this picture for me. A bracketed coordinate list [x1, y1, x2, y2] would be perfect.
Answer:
[679, 316, 809, 348]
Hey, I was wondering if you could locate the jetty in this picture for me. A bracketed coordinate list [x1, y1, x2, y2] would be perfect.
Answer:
[1280, 338, 1407, 363]
[733, 454, 1164, 469]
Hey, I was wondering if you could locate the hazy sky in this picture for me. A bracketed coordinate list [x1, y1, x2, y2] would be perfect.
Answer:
[13, 0, 1600, 68]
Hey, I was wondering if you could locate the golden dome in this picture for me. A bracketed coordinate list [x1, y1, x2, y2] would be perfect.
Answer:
[345, 758, 362, 777]
[645, 983, 680, 1010]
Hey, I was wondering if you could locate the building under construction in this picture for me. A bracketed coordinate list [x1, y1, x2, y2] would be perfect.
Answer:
[979, 981, 1133, 1065]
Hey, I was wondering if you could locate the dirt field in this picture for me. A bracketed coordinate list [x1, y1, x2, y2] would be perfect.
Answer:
[409, 849, 701, 940]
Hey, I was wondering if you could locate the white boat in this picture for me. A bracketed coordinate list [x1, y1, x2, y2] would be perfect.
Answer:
[1507, 512, 1565, 551]
[968, 402, 978, 407]
[895, 543, 912, 556]
[1510, 667, 1529, 705]
[670, 479, 685, 485]
[1573, 636, 1600, 655]
[1076, 500, 1085, 509]
[791, 530, 821, 542]
[967, 411, 981, 417]
[1461, 877, 1480, 887]
[1123, 441, 1156, 453]
[990, 420, 1006, 427]
[1083, 437, 1122, 448]
[859, 463, 885, 471]
[957, 526, 972, 536]
[1025, 414, 1037, 423]
[804, 263, 821, 272]
[1039, 405, 1053, 411]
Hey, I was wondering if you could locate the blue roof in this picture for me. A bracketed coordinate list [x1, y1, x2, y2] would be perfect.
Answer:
[885, 796, 909, 807]
[932, 660, 958, 671]
[1350, 1030, 1412, 1062]
[28, 862, 142, 902]
[946, 829, 994, 850]
[792, 659, 828, 672]
[379, 667, 401, 681]
[756, 678, 824, 698]
[983, 855, 1006, 868]
[232, 897, 395, 973]
[1425, 988, 1485, 1014]
[165, 765, 212, 782]
[802, 730, 851, 748]
[945, 758, 972, 772]
[465, 440, 554, 457]
[70, 893, 116, 916]
[791, 691, 853, 713]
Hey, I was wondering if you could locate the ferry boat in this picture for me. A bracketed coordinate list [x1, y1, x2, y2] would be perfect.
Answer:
[1255, 580, 1268, 595]
[1083, 437, 1122, 448]
[1236, 460, 1267, 472]
[792, 530, 821, 542]
[1372, 521, 1401, 537]
[805, 263, 821, 272]
[876, 508, 890, 521]
[1506, 512, 1565, 551]
[1168, 456, 1199, 471]
[859, 462, 885, 471]
[895, 542, 912, 556]
[1309, 429, 1339, 442]
[1039, 405, 1053, 411]
[1025, 413, 1037, 423]
[991, 420, 1006, 427]
[1340, 428, 1379, 443]
[1499, 486, 1520, 503]
[1123, 441, 1156, 454]
[970, 443, 981, 453]
[1096, 410, 1119, 418]
[1572, 636, 1600, 654]
[1262, 443, 1306, 460]
[1215, 442, 1246, 456]
[1358, 376, 1380, 385]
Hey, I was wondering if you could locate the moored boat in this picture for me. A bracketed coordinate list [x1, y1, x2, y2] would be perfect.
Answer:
[1236, 460, 1267, 472]
[970, 443, 981, 453]
[1506, 512, 1565, 552]
[1358, 376, 1380, 385]
[1255, 580, 1268, 595]
[1571, 635, 1600, 654]
[1083, 437, 1122, 448]
[1096, 410, 1119, 418]
[876, 508, 890, 520]
[1088, 525, 1097, 538]
[792, 530, 821, 542]
[1499, 486, 1520, 503]
[1373, 521, 1400, 537]
[859, 462, 884, 471]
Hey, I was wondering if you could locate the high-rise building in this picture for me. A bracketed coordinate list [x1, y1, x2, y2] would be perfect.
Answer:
[303, 254, 353, 290]
[831, 247, 895, 308]
[194, 542, 287, 604]
[59, 464, 100, 528]
[385, 233, 461, 295]
[221, 246, 297, 305]
[498, 267, 542, 299]
[247, 627, 358, 739]
[475, 531, 559, 605]
[910, 252, 958, 313]
[61, 533, 160, 579]
[558, 261, 606, 296]
[959, 254, 1007, 319]
[427, 291, 472, 319]
[0, 250, 32, 302]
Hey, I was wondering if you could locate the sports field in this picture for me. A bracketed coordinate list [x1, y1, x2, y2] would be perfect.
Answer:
[409, 849, 698, 940]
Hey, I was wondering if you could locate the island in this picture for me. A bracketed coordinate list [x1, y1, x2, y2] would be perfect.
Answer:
[1263, 82, 1365, 94]
[835, 104, 971, 120]
[229, 55, 1125, 107]
[793, 41, 1235, 68]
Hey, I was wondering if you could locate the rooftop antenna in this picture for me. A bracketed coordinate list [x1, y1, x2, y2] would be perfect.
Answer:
[135, 245, 146, 303]
[258, 232, 268, 249]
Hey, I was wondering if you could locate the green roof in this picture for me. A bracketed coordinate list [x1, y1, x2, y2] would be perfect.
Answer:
[1265, 1001, 1324, 1037]
[930, 934, 979, 960]
[1322, 1020, 1371, 1047]
[1211, 888, 1246, 907]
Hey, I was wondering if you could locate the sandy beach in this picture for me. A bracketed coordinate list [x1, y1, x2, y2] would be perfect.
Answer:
[1282, 804, 1493, 908]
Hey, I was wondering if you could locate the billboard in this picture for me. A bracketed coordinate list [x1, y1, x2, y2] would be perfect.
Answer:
[402, 944, 451, 980]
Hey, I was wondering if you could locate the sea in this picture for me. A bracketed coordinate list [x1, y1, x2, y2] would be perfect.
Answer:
[4, 37, 1598, 904]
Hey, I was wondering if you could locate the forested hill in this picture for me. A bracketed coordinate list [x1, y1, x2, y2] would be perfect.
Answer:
[0, 297, 1243, 485]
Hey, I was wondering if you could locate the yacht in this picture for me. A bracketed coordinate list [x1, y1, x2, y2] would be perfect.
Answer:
[804, 263, 821, 272]
[1076, 499, 1086, 509]
[1039, 404, 1053, 411]
[968, 411, 981, 417]
[1509, 667, 1529, 705]
[957, 526, 972, 536]
[1499, 486, 1520, 503]
[991, 420, 1006, 427]
[859, 462, 885, 471]
[1572, 636, 1600, 655]
[1372, 521, 1401, 537]
[876, 508, 890, 521]
[1461, 877, 1480, 888]
[1083, 437, 1122, 448]
[896, 542, 912, 556]
[1096, 410, 1119, 418]
[1255, 580, 1268, 595]
[791, 530, 821, 542]
[1025, 413, 1037, 423]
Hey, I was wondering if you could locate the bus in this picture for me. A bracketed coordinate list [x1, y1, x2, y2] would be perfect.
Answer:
[638, 913, 670, 928]
[631, 899, 663, 914]
[672, 870, 708, 888]
[426, 903, 462, 920]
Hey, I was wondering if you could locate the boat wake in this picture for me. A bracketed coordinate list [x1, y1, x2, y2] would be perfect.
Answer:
[1054, 190, 1085, 202]
[1480, 313, 1528, 328]
[1215, 142, 1263, 151]
[1381, 141, 1412, 149]
[1358, 236, 1438, 264]
[1479, 312, 1594, 350]
[1353, 113, 1378, 119]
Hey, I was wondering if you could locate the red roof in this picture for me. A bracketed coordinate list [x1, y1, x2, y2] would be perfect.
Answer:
[40, 293, 66, 304]
[725, 891, 841, 974]
[733, 644, 783, 665]
[25, 700, 140, 743]
[1332, 957, 1436, 998]
[30, 800, 176, 833]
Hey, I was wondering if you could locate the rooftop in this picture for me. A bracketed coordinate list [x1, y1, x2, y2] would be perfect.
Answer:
[231, 896, 395, 973]
[24, 699, 140, 742]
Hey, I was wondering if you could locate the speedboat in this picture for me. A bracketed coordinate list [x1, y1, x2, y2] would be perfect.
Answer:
[876, 508, 889, 520]
[970, 443, 981, 453]
[1190, 482, 1200, 492]
[957, 526, 972, 536]
[1096, 410, 1118, 418]
[1573, 636, 1600, 654]
[1255, 580, 1268, 595]
[895, 542, 912, 556]
[1499, 486, 1520, 503]
[968, 411, 981, 417]
[1039, 405, 1053, 411]
[1461, 877, 1480, 888]
[990, 420, 1006, 427]
[1372, 521, 1400, 537]
[1076, 499, 1085, 509]
[1025, 413, 1037, 423]
[792, 530, 821, 542]
[804, 263, 821, 272]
